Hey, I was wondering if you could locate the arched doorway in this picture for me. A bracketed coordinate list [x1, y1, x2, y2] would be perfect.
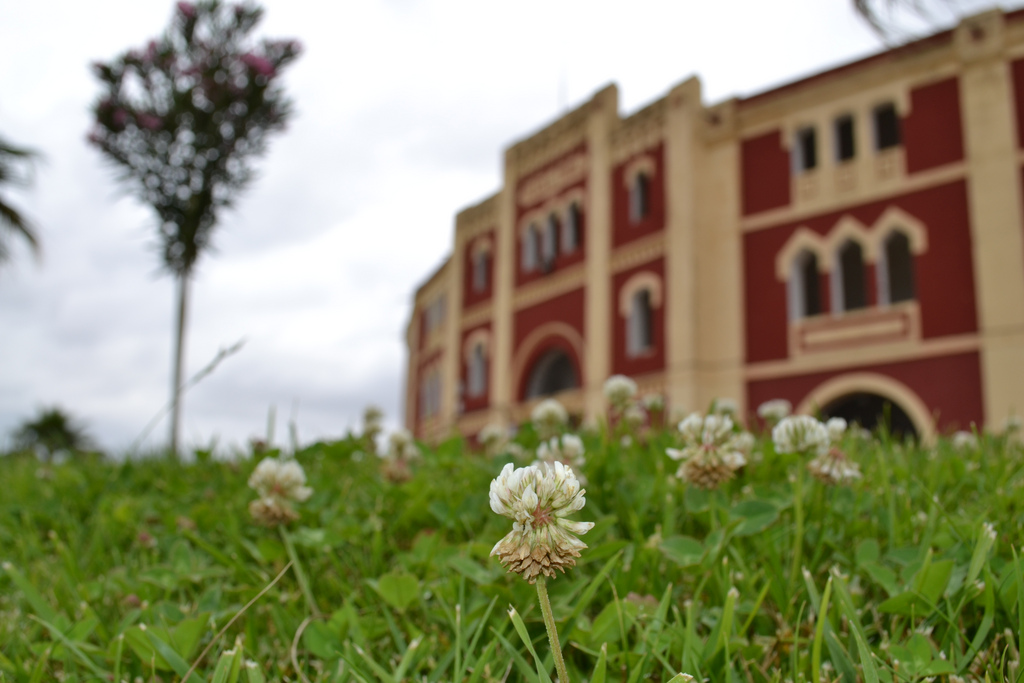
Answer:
[524, 348, 580, 399]
[821, 392, 918, 440]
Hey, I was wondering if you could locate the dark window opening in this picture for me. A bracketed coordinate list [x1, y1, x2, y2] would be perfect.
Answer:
[472, 251, 489, 292]
[885, 231, 916, 303]
[796, 127, 817, 171]
[800, 252, 822, 317]
[839, 241, 868, 311]
[524, 349, 580, 399]
[874, 103, 901, 150]
[563, 203, 581, 253]
[627, 289, 654, 356]
[835, 115, 855, 161]
[822, 392, 917, 441]
[629, 173, 650, 222]
[541, 215, 558, 271]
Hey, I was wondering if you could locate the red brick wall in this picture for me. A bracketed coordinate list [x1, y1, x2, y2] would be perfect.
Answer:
[904, 77, 964, 173]
[1012, 59, 1024, 148]
[743, 180, 978, 363]
[612, 143, 666, 247]
[611, 258, 666, 376]
[513, 287, 585, 399]
[741, 130, 791, 216]
[746, 351, 984, 432]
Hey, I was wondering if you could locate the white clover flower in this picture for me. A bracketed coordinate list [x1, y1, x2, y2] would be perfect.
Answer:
[531, 398, 569, 439]
[807, 448, 862, 485]
[1003, 415, 1022, 433]
[247, 457, 313, 526]
[489, 462, 595, 583]
[825, 417, 847, 443]
[478, 422, 509, 457]
[952, 430, 978, 452]
[757, 399, 792, 423]
[535, 434, 586, 472]
[772, 415, 829, 455]
[387, 429, 421, 461]
[666, 413, 749, 489]
[642, 394, 665, 412]
[622, 404, 647, 430]
[712, 398, 739, 416]
[603, 374, 638, 408]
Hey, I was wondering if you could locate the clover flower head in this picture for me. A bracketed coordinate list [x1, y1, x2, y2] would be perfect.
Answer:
[825, 417, 847, 443]
[535, 434, 586, 483]
[478, 422, 509, 456]
[604, 374, 638, 408]
[489, 462, 594, 583]
[642, 393, 665, 412]
[757, 399, 792, 423]
[531, 398, 569, 438]
[712, 397, 739, 416]
[387, 429, 421, 461]
[623, 404, 647, 430]
[666, 412, 749, 489]
[247, 457, 313, 526]
[952, 430, 978, 452]
[807, 447, 862, 485]
[772, 415, 829, 455]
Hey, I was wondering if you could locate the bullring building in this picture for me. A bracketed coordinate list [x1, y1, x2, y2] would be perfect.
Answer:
[404, 9, 1024, 442]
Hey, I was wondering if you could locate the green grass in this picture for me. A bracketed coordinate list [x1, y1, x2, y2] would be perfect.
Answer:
[1, 422, 1023, 682]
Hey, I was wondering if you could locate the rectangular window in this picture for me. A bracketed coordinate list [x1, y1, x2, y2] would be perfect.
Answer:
[472, 252, 488, 292]
[522, 226, 538, 272]
[795, 127, 817, 172]
[835, 115, 855, 161]
[874, 103, 901, 150]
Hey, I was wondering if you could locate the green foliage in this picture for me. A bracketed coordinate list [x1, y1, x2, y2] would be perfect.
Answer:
[0, 133, 41, 265]
[9, 406, 95, 460]
[0, 425, 1023, 681]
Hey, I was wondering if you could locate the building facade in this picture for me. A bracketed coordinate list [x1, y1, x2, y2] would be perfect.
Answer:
[405, 10, 1024, 442]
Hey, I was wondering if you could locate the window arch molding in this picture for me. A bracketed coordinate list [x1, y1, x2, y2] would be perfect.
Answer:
[821, 216, 876, 271]
[870, 207, 928, 255]
[511, 322, 586, 400]
[796, 371, 936, 443]
[622, 155, 656, 189]
[617, 271, 664, 317]
[775, 227, 827, 281]
[462, 328, 491, 362]
[470, 235, 493, 260]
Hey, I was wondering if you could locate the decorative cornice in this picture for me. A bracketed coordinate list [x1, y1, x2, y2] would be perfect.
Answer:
[516, 152, 589, 209]
[610, 233, 666, 274]
[611, 99, 666, 164]
[507, 109, 592, 178]
[512, 264, 586, 311]
[456, 194, 499, 238]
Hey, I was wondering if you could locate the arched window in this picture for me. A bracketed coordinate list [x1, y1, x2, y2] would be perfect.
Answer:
[472, 250, 490, 292]
[541, 214, 559, 270]
[420, 369, 442, 419]
[522, 224, 539, 272]
[627, 289, 653, 357]
[879, 230, 915, 305]
[833, 240, 868, 312]
[788, 249, 822, 320]
[467, 343, 487, 398]
[524, 348, 580, 399]
[562, 203, 581, 253]
[629, 172, 650, 223]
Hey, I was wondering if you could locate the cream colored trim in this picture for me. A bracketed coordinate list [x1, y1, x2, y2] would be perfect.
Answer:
[470, 236, 493, 257]
[775, 228, 826, 280]
[746, 332, 980, 381]
[741, 162, 967, 233]
[618, 271, 665, 316]
[609, 233, 666, 274]
[796, 372, 936, 442]
[790, 302, 920, 356]
[512, 266, 586, 311]
[622, 155, 656, 188]
[823, 215, 877, 269]
[873, 206, 928, 254]
[515, 151, 589, 208]
[462, 328, 491, 361]
[510, 322, 587, 400]
[460, 303, 493, 330]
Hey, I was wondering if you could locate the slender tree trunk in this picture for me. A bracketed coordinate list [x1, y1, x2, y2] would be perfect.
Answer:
[169, 271, 191, 459]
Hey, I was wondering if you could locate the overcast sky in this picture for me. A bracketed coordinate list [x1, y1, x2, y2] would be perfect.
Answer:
[0, 0, 1011, 455]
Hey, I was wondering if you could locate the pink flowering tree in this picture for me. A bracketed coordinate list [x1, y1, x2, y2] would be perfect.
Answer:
[89, 0, 300, 458]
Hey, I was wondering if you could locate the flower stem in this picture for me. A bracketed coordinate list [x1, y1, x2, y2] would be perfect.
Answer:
[536, 578, 570, 683]
[789, 464, 804, 587]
